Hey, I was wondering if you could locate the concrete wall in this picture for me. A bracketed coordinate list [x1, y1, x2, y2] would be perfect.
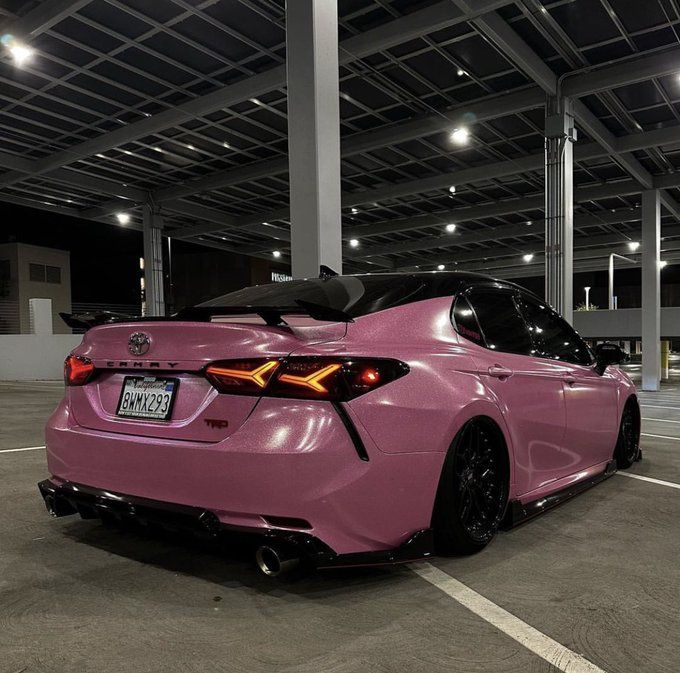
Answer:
[0, 334, 82, 380]
[574, 307, 680, 339]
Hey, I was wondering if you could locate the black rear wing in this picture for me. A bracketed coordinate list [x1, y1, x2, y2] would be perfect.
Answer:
[60, 300, 353, 331]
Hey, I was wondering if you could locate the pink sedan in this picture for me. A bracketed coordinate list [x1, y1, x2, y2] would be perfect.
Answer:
[39, 271, 641, 576]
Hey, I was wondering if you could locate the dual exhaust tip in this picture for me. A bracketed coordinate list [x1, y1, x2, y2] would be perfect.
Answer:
[255, 543, 301, 577]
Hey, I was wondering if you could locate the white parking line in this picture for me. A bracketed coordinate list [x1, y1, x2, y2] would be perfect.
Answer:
[412, 563, 607, 673]
[0, 445, 45, 454]
[617, 472, 680, 490]
[640, 405, 680, 411]
[642, 417, 680, 424]
[642, 432, 680, 441]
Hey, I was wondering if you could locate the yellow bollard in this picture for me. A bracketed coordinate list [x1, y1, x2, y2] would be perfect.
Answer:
[661, 340, 670, 381]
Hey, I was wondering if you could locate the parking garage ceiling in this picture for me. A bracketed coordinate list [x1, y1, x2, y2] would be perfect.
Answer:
[3, 0, 680, 277]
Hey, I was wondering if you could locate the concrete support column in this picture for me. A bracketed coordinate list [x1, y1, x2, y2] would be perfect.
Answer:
[142, 204, 165, 317]
[641, 189, 661, 391]
[286, 0, 343, 278]
[545, 97, 576, 324]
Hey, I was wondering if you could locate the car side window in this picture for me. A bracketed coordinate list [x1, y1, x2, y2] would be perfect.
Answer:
[518, 295, 594, 366]
[452, 296, 484, 346]
[466, 289, 533, 355]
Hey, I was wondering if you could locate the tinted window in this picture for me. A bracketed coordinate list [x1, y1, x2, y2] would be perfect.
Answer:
[519, 295, 593, 365]
[29, 263, 45, 282]
[46, 265, 61, 284]
[199, 274, 468, 318]
[452, 296, 484, 346]
[467, 289, 532, 355]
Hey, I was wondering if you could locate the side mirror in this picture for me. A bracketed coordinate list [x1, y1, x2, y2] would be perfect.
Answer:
[594, 342, 627, 375]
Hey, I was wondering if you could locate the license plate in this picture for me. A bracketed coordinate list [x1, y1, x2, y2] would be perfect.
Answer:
[116, 376, 179, 421]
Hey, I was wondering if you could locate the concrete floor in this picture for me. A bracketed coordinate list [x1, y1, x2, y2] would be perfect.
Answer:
[1, 372, 679, 673]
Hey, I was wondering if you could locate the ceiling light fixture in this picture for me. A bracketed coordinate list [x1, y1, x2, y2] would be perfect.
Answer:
[349, 238, 360, 248]
[660, 260, 668, 269]
[351, 207, 359, 215]
[450, 127, 470, 145]
[272, 250, 282, 258]
[445, 224, 456, 233]
[456, 68, 466, 76]
[523, 253, 534, 263]
[6, 38, 34, 67]
[437, 264, 445, 271]
[628, 241, 640, 252]
[448, 185, 456, 194]
[116, 212, 131, 225]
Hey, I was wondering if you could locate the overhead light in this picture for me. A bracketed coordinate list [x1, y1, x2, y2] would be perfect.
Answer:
[526, 220, 533, 226]
[456, 68, 466, 77]
[116, 212, 131, 225]
[351, 207, 359, 215]
[349, 238, 360, 248]
[448, 185, 456, 194]
[660, 260, 668, 269]
[250, 98, 262, 105]
[95, 153, 106, 159]
[272, 250, 282, 258]
[522, 253, 534, 263]
[6, 39, 34, 67]
[186, 144, 197, 151]
[445, 224, 456, 233]
[450, 127, 470, 145]
[437, 264, 445, 271]
[222, 142, 231, 149]
[628, 241, 640, 252]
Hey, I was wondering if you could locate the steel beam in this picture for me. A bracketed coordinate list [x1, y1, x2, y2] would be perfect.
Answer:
[0, 0, 92, 37]
[0, 0, 504, 190]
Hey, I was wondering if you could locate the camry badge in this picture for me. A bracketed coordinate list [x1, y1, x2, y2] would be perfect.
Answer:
[128, 332, 151, 356]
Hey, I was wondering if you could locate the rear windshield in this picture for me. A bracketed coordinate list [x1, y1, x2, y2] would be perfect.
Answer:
[199, 274, 467, 318]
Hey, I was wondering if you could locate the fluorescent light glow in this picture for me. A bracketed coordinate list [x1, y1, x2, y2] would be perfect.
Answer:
[445, 224, 456, 233]
[351, 207, 359, 215]
[437, 264, 445, 271]
[448, 185, 456, 194]
[272, 250, 282, 258]
[116, 212, 131, 225]
[153, 146, 163, 153]
[523, 253, 534, 263]
[95, 153, 106, 159]
[526, 220, 533, 226]
[186, 144, 196, 150]
[456, 68, 466, 76]
[660, 260, 668, 268]
[250, 98, 262, 105]
[7, 40, 33, 67]
[222, 142, 231, 148]
[450, 127, 470, 145]
[628, 241, 640, 252]
[349, 238, 360, 248]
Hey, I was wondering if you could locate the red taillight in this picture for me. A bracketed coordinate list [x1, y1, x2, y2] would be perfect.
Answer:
[205, 359, 280, 395]
[64, 355, 95, 386]
[205, 357, 408, 400]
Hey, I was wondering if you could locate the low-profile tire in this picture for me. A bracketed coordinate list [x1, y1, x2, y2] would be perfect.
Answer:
[433, 418, 509, 555]
[614, 398, 641, 469]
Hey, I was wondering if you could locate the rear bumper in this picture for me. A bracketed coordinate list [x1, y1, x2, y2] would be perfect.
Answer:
[37, 478, 435, 569]
[44, 397, 445, 556]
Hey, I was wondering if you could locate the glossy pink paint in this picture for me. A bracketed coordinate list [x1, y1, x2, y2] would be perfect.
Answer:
[44, 296, 636, 555]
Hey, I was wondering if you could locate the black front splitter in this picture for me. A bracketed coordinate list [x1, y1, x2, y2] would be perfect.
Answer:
[37, 479, 434, 570]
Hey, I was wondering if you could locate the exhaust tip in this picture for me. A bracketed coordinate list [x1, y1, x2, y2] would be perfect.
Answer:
[255, 544, 300, 577]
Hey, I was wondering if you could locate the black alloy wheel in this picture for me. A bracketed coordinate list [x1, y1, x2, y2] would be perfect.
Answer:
[615, 400, 641, 469]
[434, 419, 509, 554]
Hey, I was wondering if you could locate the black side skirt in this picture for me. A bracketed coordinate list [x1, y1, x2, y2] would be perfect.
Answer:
[502, 459, 618, 529]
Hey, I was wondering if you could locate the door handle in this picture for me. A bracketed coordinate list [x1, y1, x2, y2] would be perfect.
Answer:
[563, 371, 576, 385]
[488, 365, 513, 379]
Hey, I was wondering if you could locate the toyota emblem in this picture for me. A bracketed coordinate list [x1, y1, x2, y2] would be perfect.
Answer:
[128, 332, 151, 356]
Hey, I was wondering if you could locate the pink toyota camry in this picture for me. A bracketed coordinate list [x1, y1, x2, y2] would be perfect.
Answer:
[39, 271, 640, 576]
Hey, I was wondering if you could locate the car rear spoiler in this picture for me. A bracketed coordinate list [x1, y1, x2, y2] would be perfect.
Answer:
[60, 300, 353, 331]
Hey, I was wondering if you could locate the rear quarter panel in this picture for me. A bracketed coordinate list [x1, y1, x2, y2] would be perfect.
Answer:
[291, 297, 517, 485]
